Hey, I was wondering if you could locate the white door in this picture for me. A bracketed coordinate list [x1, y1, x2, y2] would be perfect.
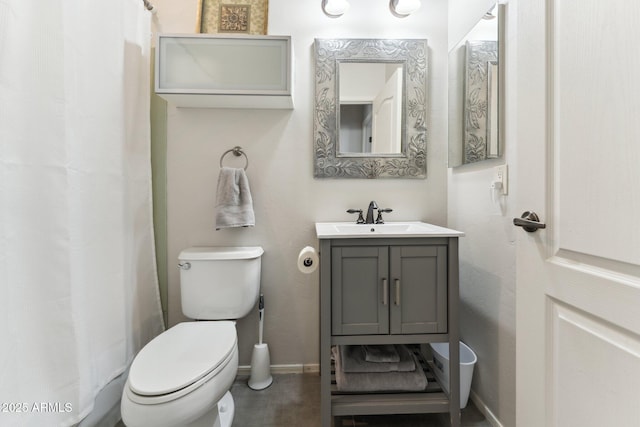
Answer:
[371, 68, 402, 153]
[515, 1, 640, 427]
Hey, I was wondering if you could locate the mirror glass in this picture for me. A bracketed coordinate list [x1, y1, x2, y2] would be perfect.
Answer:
[314, 39, 428, 179]
[448, 4, 504, 167]
[339, 62, 404, 155]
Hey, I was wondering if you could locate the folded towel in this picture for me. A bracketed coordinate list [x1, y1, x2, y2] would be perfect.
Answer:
[332, 346, 427, 392]
[363, 344, 400, 363]
[215, 167, 255, 230]
[340, 345, 415, 373]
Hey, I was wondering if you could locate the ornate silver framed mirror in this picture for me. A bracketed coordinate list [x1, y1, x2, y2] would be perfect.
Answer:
[448, 3, 505, 167]
[313, 39, 428, 179]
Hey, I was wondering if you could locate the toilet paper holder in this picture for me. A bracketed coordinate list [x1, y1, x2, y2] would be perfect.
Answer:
[297, 246, 319, 274]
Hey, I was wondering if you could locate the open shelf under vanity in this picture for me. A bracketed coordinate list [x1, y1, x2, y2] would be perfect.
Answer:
[329, 346, 450, 417]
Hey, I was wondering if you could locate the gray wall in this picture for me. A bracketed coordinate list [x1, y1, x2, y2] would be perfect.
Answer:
[153, 0, 449, 369]
[448, 1, 515, 426]
[149, 0, 514, 425]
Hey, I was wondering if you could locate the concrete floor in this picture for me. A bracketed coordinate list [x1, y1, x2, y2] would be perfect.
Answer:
[231, 373, 491, 427]
[117, 373, 491, 426]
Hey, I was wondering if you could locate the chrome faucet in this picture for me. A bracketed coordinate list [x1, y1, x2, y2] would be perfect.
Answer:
[347, 201, 393, 224]
[365, 201, 378, 224]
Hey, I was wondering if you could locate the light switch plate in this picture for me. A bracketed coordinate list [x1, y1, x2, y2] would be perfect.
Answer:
[495, 165, 508, 195]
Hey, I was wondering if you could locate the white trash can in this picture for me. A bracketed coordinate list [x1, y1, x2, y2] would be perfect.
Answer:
[429, 341, 477, 408]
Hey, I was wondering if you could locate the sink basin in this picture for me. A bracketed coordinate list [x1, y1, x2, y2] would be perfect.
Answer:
[315, 221, 464, 239]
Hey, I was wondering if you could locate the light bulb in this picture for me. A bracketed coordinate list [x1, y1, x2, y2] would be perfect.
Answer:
[322, 0, 350, 17]
[390, 0, 421, 17]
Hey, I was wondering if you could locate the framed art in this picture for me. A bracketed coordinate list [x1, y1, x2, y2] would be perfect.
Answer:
[197, 0, 269, 35]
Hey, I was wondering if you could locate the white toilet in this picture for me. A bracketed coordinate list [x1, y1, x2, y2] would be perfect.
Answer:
[121, 246, 264, 427]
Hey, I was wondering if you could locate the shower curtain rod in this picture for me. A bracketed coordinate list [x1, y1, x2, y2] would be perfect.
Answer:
[142, 0, 154, 11]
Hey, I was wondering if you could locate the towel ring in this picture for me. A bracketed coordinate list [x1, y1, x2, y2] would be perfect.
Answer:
[219, 146, 249, 170]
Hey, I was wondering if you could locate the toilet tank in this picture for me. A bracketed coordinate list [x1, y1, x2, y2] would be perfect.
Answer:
[178, 246, 263, 320]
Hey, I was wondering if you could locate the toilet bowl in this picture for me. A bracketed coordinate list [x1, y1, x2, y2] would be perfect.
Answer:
[121, 246, 264, 427]
[121, 322, 238, 427]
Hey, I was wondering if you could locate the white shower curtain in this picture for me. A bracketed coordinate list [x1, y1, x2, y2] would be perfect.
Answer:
[0, 1, 164, 426]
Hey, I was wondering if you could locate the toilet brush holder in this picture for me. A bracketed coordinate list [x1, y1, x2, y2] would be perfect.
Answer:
[248, 294, 272, 390]
[248, 343, 273, 390]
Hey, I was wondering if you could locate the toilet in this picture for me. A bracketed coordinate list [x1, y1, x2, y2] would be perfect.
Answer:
[121, 246, 264, 427]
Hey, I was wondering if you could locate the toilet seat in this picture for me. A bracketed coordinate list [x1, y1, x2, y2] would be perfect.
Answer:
[126, 321, 237, 404]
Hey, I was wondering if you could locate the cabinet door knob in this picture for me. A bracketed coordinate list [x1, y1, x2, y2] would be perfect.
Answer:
[394, 279, 401, 306]
[382, 278, 388, 306]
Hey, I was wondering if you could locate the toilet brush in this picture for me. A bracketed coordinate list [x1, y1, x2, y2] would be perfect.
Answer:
[248, 294, 273, 390]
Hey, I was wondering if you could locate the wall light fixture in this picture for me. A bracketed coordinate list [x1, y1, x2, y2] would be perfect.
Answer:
[389, 0, 421, 17]
[322, 0, 350, 17]
[483, 5, 497, 20]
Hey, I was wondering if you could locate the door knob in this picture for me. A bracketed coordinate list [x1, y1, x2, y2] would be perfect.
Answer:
[513, 211, 546, 232]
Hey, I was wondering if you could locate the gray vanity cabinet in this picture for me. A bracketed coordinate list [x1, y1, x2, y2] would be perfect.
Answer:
[331, 245, 448, 336]
[318, 236, 461, 427]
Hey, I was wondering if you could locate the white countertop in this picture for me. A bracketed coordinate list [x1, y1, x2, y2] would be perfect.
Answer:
[315, 221, 465, 239]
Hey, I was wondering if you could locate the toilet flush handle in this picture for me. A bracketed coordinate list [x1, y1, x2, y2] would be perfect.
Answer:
[178, 262, 191, 270]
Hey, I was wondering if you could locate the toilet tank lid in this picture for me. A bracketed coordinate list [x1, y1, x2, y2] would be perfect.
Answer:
[179, 246, 264, 261]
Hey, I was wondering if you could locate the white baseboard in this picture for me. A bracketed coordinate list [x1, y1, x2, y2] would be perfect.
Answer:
[469, 390, 504, 427]
[238, 363, 320, 377]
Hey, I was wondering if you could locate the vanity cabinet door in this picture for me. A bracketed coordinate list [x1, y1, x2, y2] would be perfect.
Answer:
[390, 246, 448, 334]
[331, 246, 389, 335]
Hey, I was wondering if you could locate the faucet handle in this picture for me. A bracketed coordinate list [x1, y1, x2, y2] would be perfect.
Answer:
[347, 209, 365, 224]
[375, 208, 393, 224]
